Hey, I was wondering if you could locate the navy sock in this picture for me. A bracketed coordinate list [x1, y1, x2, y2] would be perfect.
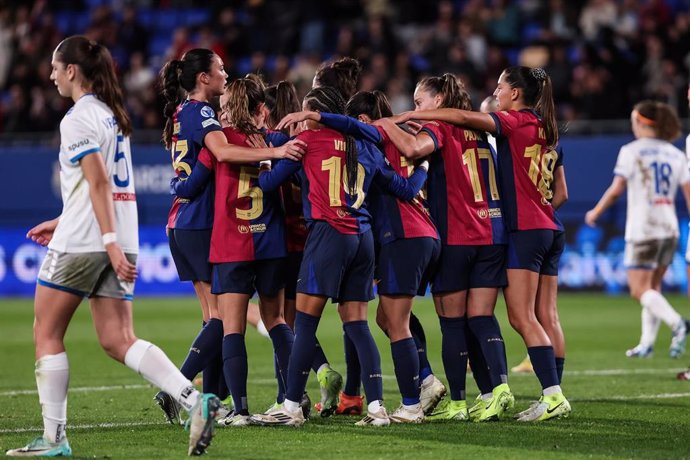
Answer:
[468, 315, 508, 389]
[199, 321, 223, 396]
[214, 355, 230, 400]
[343, 328, 361, 396]
[410, 313, 432, 380]
[555, 357, 565, 384]
[269, 323, 294, 404]
[286, 312, 320, 402]
[222, 333, 248, 414]
[465, 321, 493, 395]
[343, 320, 383, 403]
[180, 318, 224, 381]
[528, 346, 559, 390]
[310, 338, 329, 373]
[439, 316, 468, 401]
[391, 337, 420, 405]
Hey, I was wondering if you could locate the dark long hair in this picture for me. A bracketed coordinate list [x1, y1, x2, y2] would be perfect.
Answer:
[304, 86, 359, 195]
[416, 73, 472, 111]
[223, 77, 265, 136]
[313, 57, 362, 100]
[634, 100, 681, 141]
[265, 80, 300, 134]
[160, 48, 215, 148]
[345, 90, 393, 120]
[54, 36, 132, 136]
[502, 66, 558, 148]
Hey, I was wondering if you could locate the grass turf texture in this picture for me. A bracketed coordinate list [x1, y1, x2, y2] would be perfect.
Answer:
[1, 293, 689, 459]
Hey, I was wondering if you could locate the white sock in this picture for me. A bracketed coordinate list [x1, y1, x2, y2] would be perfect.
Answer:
[543, 385, 561, 396]
[36, 353, 69, 443]
[367, 400, 382, 413]
[481, 393, 492, 401]
[283, 399, 300, 412]
[640, 306, 661, 348]
[124, 339, 199, 411]
[256, 319, 270, 338]
[640, 290, 682, 330]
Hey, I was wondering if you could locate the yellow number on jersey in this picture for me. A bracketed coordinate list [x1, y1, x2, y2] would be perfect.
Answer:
[321, 156, 367, 210]
[236, 166, 263, 220]
[462, 147, 500, 202]
[171, 140, 191, 176]
[524, 144, 558, 200]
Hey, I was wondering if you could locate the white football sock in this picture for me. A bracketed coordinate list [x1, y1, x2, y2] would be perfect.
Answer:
[256, 319, 269, 338]
[640, 306, 661, 348]
[640, 290, 682, 330]
[367, 400, 383, 413]
[36, 352, 69, 443]
[124, 339, 199, 411]
[543, 385, 561, 397]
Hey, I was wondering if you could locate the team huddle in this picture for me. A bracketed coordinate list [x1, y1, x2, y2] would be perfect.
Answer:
[9, 36, 574, 458]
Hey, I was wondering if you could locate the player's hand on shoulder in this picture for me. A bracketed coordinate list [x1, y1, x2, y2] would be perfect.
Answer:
[274, 138, 306, 161]
[246, 133, 268, 149]
[276, 111, 319, 131]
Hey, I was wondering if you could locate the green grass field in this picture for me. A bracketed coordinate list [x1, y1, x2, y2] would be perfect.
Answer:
[1, 293, 690, 459]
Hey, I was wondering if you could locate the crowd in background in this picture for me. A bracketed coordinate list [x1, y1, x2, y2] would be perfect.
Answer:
[0, 0, 689, 135]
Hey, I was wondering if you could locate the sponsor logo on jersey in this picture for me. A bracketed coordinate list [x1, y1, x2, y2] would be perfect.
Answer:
[67, 139, 90, 151]
[337, 209, 347, 218]
[488, 207, 502, 218]
[237, 223, 267, 234]
[200, 106, 215, 118]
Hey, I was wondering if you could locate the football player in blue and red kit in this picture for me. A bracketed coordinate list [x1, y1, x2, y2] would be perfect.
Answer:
[171, 77, 303, 426]
[376, 74, 513, 422]
[277, 90, 444, 423]
[392, 66, 570, 421]
[251, 86, 429, 427]
[156, 49, 304, 424]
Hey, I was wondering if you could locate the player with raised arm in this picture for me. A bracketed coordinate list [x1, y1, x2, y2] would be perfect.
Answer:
[388, 67, 570, 422]
[276, 90, 448, 421]
[6, 36, 219, 457]
[586, 101, 690, 360]
[154, 50, 304, 425]
[250, 86, 429, 427]
[374, 74, 513, 422]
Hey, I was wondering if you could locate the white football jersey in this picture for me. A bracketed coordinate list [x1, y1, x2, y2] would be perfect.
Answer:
[49, 94, 139, 253]
[614, 137, 689, 242]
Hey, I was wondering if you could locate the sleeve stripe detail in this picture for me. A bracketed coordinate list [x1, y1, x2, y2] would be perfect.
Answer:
[488, 112, 502, 137]
[420, 127, 440, 151]
[70, 147, 100, 163]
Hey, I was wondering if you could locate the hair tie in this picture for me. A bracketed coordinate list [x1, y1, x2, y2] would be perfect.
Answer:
[530, 67, 547, 82]
[635, 112, 656, 126]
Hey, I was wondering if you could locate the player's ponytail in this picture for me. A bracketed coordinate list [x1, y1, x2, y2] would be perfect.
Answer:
[224, 77, 265, 136]
[304, 86, 358, 195]
[633, 100, 681, 142]
[502, 66, 559, 148]
[54, 36, 132, 137]
[265, 80, 300, 133]
[160, 48, 215, 148]
[372, 90, 393, 118]
[417, 74, 472, 111]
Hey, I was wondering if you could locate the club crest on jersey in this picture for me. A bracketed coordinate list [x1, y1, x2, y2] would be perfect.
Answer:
[200, 106, 215, 118]
[477, 208, 488, 219]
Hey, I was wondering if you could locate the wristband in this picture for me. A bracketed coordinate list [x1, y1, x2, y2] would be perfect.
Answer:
[259, 160, 272, 167]
[419, 160, 429, 171]
[102, 232, 118, 246]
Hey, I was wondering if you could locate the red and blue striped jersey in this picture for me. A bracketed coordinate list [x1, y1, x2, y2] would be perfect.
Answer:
[202, 127, 287, 263]
[421, 120, 506, 246]
[318, 113, 437, 245]
[488, 109, 563, 232]
[166, 99, 222, 230]
[259, 127, 428, 235]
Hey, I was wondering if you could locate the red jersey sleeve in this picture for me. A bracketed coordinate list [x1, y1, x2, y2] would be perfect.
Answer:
[490, 110, 522, 137]
[419, 121, 445, 151]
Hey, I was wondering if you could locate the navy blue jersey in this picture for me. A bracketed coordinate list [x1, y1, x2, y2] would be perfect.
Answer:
[259, 128, 427, 235]
[167, 99, 222, 230]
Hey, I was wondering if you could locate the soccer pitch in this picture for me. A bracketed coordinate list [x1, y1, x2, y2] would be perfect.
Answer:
[1, 293, 689, 459]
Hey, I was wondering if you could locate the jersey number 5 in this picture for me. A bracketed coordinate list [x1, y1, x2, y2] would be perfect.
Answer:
[322, 156, 366, 209]
[171, 140, 191, 175]
[237, 166, 264, 220]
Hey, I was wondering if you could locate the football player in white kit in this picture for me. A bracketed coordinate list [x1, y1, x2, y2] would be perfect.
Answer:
[680, 85, 690, 381]
[586, 100, 690, 360]
[6, 36, 220, 457]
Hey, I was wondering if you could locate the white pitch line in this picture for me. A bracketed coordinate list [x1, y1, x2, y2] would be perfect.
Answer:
[572, 392, 690, 402]
[0, 368, 686, 397]
[0, 421, 165, 434]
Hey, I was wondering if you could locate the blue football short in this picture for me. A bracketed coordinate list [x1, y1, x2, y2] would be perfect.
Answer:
[432, 244, 507, 293]
[168, 228, 212, 282]
[506, 229, 565, 276]
[211, 257, 287, 296]
[376, 237, 440, 296]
